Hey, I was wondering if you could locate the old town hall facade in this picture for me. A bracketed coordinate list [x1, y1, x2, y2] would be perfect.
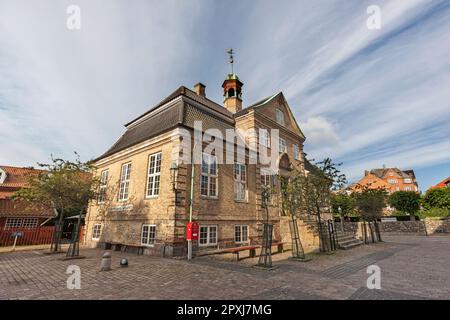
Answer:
[85, 64, 309, 256]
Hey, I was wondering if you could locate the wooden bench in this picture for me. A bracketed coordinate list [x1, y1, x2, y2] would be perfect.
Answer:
[120, 244, 144, 255]
[223, 245, 260, 261]
[271, 242, 285, 254]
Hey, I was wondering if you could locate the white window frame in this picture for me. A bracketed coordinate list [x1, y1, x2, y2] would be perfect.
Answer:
[98, 169, 109, 203]
[22, 218, 38, 228]
[276, 108, 285, 126]
[92, 224, 102, 240]
[146, 152, 162, 198]
[5, 218, 22, 229]
[235, 225, 249, 244]
[404, 178, 412, 184]
[199, 225, 218, 246]
[234, 163, 247, 202]
[259, 128, 270, 148]
[141, 224, 156, 246]
[388, 179, 397, 184]
[201, 153, 218, 198]
[278, 137, 287, 153]
[293, 144, 300, 160]
[404, 186, 412, 191]
[118, 163, 131, 201]
[261, 168, 276, 204]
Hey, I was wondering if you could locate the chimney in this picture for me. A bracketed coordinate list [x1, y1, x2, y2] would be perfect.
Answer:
[194, 83, 206, 97]
[364, 170, 369, 176]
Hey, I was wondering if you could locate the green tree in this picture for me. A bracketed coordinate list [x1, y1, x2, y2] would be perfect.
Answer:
[352, 185, 387, 242]
[291, 158, 347, 252]
[388, 191, 421, 221]
[422, 187, 450, 210]
[331, 193, 354, 230]
[13, 154, 99, 255]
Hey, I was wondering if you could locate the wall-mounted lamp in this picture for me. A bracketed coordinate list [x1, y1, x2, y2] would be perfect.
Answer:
[170, 162, 179, 190]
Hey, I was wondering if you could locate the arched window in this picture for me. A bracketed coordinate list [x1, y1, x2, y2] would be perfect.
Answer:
[227, 88, 235, 98]
[276, 109, 285, 126]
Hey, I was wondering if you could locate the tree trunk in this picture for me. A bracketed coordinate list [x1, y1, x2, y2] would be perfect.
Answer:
[51, 207, 64, 252]
[66, 207, 84, 257]
[316, 206, 326, 252]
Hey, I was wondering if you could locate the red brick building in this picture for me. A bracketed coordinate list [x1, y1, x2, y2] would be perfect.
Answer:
[0, 166, 54, 246]
[432, 177, 450, 189]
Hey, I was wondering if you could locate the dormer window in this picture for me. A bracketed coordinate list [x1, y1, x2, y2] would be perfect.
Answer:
[276, 109, 285, 126]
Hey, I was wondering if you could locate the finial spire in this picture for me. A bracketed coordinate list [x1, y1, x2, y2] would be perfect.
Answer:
[227, 48, 234, 74]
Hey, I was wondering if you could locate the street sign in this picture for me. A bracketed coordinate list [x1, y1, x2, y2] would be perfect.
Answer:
[11, 232, 23, 237]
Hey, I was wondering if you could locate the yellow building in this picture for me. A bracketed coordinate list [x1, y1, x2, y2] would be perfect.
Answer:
[85, 67, 313, 256]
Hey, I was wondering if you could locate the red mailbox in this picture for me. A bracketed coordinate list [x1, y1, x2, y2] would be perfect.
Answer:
[186, 222, 199, 241]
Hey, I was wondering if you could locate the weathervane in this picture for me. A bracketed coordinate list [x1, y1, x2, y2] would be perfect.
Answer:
[227, 48, 234, 74]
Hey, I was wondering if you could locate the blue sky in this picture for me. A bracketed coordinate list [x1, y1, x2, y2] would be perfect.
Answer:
[0, 0, 449, 191]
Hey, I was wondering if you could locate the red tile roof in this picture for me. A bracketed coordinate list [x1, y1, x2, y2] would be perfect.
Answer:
[0, 166, 43, 189]
[432, 177, 450, 189]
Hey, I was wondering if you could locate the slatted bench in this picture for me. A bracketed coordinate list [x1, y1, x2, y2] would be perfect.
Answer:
[271, 242, 285, 254]
[120, 244, 144, 255]
[223, 245, 260, 261]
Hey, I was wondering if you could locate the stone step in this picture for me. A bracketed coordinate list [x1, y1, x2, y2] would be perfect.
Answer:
[339, 240, 363, 250]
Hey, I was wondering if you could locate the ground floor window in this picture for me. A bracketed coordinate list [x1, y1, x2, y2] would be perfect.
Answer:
[199, 225, 217, 246]
[22, 218, 38, 228]
[5, 218, 23, 229]
[92, 224, 102, 240]
[235, 225, 249, 243]
[141, 224, 156, 246]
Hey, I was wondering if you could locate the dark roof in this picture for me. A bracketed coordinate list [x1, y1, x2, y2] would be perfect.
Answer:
[234, 92, 280, 118]
[96, 86, 235, 161]
[370, 168, 415, 179]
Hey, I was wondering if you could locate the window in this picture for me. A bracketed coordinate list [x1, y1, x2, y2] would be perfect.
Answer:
[146, 152, 162, 197]
[201, 153, 218, 197]
[5, 218, 22, 229]
[259, 128, 270, 148]
[235, 225, 249, 243]
[234, 163, 247, 201]
[278, 137, 287, 153]
[388, 179, 397, 184]
[92, 224, 102, 240]
[141, 224, 156, 246]
[293, 144, 300, 160]
[404, 178, 412, 184]
[199, 225, 218, 246]
[98, 170, 109, 203]
[118, 163, 131, 201]
[261, 168, 276, 204]
[276, 108, 285, 126]
[404, 186, 412, 191]
[22, 218, 38, 228]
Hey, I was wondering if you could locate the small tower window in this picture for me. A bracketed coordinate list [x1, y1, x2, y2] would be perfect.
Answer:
[227, 88, 235, 98]
[276, 109, 285, 126]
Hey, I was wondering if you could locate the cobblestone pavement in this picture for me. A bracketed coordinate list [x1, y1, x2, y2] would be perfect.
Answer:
[1, 235, 449, 300]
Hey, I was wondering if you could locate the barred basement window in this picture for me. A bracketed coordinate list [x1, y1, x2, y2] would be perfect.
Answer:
[92, 224, 102, 240]
[118, 163, 131, 201]
[98, 170, 109, 203]
[234, 163, 247, 201]
[235, 225, 249, 243]
[5, 218, 22, 229]
[22, 218, 38, 228]
[201, 153, 218, 197]
[141, 224, 156, 246]
[146, 152, 162, 197]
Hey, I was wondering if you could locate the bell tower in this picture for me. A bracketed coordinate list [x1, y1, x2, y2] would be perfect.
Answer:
[222, 48, 243, 113]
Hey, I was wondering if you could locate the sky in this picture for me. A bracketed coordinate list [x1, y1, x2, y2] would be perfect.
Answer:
[0, 0, 449, 191]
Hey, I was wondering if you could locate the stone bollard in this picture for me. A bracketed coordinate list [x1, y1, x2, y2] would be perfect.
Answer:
[100, 251, 112, 271]
[120, 258, 128, 267]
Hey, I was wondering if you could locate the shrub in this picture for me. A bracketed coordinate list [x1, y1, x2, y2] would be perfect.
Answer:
[422, 187, 450, 210]
[418, 208, 449, 219]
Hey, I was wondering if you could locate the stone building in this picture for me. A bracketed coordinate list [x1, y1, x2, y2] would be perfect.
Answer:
[85, 67, 312, 256]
